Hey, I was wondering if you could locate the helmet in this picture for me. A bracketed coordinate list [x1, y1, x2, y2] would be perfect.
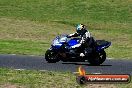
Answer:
[76, 24, 86, 34]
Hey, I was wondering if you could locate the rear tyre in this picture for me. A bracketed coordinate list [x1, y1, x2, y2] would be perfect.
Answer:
[45, 50, 60, 63]
[88, 50, 106, 65]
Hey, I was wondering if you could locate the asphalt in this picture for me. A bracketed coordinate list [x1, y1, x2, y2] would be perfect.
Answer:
[0, 54, 132, 75]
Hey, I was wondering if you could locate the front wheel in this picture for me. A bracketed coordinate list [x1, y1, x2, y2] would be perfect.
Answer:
[88, 50, 106, 65]
[45, 50, 60, 63]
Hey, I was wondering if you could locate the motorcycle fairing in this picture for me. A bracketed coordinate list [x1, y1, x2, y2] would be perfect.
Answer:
[96, 40, 111, 51]
[68, 38, 80, 47]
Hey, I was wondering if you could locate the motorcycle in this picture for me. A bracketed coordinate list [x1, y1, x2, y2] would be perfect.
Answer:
[45, 34, 111, 65]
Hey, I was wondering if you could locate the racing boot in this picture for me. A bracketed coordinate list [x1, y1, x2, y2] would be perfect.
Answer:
[80, 53, 85, 57]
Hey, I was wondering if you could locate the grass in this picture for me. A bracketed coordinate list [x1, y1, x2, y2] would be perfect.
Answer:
[0, 68, 131, 88]
[0, 17, 131, 59]
[0, 39, 49, 55]
[0, 0, 131, 59]
[0, 68, 80, 88]
[0, 0, 131, 23]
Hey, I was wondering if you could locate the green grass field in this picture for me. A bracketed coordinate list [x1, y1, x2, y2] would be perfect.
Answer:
[0, 0, 131, 59]
[0, 68, 131, 88]
[0, 0, 132, 88]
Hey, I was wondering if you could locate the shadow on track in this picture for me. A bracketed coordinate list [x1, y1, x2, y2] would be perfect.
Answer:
[62, 62, 112, 66]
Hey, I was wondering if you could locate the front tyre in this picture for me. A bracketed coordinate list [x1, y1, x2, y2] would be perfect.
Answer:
[45, 50, 60, 63]
[88, 50, 106, 65]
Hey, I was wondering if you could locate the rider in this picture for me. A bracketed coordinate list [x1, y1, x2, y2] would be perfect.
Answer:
[68, 24, 93, 56]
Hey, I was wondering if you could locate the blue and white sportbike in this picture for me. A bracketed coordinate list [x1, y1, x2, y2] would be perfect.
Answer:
[45, 34, 111, 65]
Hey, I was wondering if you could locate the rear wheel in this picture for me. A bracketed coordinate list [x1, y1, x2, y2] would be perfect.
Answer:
[88, 50, 106, 65]
[45, 50, 60, 63]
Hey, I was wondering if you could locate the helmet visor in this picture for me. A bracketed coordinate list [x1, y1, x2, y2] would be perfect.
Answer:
[76, 24, 82, 33]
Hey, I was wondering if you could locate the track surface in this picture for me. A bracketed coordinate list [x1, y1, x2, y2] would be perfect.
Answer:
[0, 54, 132, 75]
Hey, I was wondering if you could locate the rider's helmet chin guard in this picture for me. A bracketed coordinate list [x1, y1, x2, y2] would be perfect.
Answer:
[76, 24, 86, 35]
